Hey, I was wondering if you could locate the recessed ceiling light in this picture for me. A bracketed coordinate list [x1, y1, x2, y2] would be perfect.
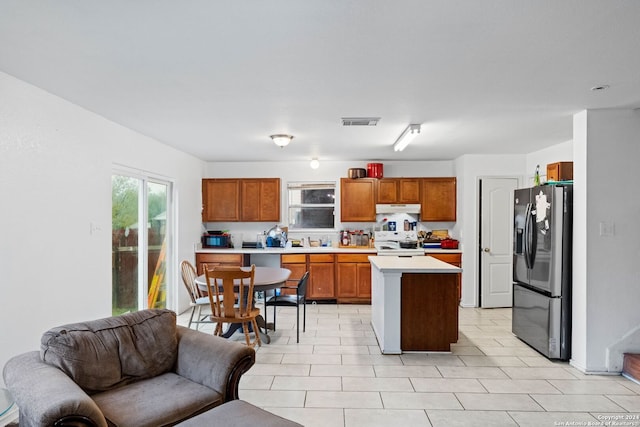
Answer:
[590, 85, 610, 91]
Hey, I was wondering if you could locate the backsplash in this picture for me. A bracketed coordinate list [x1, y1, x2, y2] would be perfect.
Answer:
[202, 219, 458, 249]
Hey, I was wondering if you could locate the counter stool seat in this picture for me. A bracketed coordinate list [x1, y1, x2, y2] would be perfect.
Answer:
[176, 400, 302, 427]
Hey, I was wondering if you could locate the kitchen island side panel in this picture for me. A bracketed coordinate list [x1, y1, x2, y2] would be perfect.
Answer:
[401, 273, 459, 351]
[371, 266, 402, 354]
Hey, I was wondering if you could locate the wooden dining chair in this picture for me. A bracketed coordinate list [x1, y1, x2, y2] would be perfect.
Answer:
[204, 264, 261, 348]
[180, 260, 213, 330]
[265, 271, 309, 343]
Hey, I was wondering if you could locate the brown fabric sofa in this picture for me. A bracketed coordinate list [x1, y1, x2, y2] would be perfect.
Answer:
[3, 309, 255, 427]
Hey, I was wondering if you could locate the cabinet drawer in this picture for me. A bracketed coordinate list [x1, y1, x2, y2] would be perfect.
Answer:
[336, 253, 371, 263]
[197, 254, 244, 264]
[308, 254, 335, 263]
[427, 253, 461, 265]
[281, 254, 306, 264]
[196, 253, 245, 274]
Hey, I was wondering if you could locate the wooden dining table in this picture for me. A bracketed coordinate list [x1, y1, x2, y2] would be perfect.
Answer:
[194, 266, 291, 344]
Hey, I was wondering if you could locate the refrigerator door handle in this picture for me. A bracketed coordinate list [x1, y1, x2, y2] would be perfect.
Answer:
[523, 203, 532, 269]
[529, 204, 538, 267]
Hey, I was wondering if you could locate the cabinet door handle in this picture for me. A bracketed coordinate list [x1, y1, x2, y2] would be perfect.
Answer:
[483, 248, 490, 253]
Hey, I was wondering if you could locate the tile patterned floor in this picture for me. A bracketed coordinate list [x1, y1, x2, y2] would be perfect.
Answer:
[178, 304, 640, 427]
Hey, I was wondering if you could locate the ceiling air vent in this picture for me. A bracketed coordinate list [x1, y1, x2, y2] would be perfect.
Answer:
[341, 117, 380, 126]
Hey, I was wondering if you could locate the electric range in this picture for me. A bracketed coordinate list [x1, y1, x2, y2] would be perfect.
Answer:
[373, 230, 424, 256]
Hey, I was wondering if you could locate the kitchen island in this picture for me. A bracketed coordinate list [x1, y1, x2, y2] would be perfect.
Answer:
[369, 255, 462, 354]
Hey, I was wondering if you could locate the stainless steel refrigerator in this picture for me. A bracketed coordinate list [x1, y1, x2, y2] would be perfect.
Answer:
[512, 184, 573, 360]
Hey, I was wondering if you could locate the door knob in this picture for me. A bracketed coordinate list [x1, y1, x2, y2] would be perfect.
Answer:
[483, 248, 490, 252]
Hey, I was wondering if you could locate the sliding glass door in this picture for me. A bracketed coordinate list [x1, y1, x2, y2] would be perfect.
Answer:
[112, 172, 173, 315]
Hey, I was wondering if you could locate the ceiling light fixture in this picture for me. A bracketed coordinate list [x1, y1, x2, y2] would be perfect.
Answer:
[393, 124, 421, 152]
[270, 134, 294, 147]
[310, 158, 320, 169]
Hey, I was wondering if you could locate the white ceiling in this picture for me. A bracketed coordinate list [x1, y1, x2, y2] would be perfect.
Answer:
[1, 1, 639, 162]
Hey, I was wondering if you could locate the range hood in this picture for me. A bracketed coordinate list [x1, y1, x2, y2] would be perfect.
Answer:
[375, 204, 421, 214]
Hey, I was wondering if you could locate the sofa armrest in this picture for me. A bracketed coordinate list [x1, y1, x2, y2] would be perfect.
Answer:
[3, 351, 107, 427]
[174, 326, 255, 401]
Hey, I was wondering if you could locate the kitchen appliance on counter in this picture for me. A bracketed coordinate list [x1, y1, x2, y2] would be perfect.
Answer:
[265, 225, 287, 248]
[374, 230, 424, 256]
[512, 184, 573, 360]
[201, 232, 231, 248]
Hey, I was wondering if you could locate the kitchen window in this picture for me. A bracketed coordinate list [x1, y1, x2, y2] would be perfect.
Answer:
[288, 182, 335, 230]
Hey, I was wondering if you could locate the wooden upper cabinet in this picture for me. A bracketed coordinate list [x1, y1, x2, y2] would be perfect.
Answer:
[202, 179, 241, 222]
[376, 179, 397, 204]
[340, 178, 376, 222]
[399, 179, 421, 203]
[376, 178, 420, 204]
[241, 178, 280, 222]
[202, 178, 280, 222]
[421, 177, 457, 222]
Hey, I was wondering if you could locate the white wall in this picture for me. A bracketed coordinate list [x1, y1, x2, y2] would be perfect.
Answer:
[571, 109, 640, 373]
[526, 140, 574, 185]
[0, 72, 205, 382]
[454, 154, 525, 307]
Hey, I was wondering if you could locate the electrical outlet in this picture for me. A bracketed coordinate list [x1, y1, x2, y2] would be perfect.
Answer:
[90, 222, 102, 235]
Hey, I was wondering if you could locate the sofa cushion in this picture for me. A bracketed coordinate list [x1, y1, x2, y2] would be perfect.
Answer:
[41, 309, 178, 393]
[92, 372, 222, 427]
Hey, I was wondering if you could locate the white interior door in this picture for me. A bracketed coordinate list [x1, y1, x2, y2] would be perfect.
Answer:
[480, 177, 518, 308]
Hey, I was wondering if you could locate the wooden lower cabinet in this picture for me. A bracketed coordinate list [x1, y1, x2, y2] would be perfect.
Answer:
[195, 253, 247, 275]
[308, 254, 335, 299]
[280, 254, 307, 296]
[427, 252, 462, 301]
[336, 253, 371, 303]
[280, 254, 335, 300]
[280, 253, 373, 302]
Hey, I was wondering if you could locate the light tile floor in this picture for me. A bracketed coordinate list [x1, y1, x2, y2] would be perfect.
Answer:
[178, 304, 640, 427]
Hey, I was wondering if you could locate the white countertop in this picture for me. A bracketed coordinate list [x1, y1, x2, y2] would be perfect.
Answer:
[368, 255, 462, 273]
[196, 247, 462, 255]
